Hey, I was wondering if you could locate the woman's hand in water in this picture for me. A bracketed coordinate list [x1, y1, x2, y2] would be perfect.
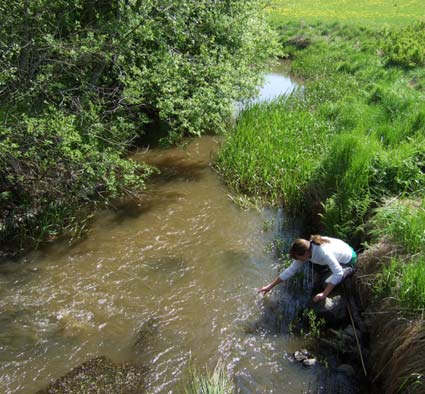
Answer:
[257, 277, 283, 295]
[257, 284, 272, 295]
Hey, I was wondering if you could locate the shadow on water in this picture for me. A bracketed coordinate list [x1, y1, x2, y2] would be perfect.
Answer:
[141, 256, 188, 281]
[0, 308, 41, 359]
[105, 191, 187, 224]
[148, 159, 208, 184]
[133, 317, 161, 355]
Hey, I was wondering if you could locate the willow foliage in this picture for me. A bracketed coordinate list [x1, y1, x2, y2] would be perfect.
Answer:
[0, 0, 276, 249]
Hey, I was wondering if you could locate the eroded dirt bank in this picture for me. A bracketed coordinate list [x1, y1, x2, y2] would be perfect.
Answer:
[354, 242, 425, 394]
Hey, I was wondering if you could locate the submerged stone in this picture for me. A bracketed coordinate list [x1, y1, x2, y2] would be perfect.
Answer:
[313, 294, 348, 324]
[294, 349, 310, 362]
[36, 356, 146, 394]
[303, 358, 317, 367]
[336, 364, 356, 376]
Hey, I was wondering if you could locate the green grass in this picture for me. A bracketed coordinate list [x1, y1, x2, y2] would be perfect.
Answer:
[373, 257, 425, 310]
[216, 21, 425, 242]
[369, 198, 425, 312]
[371, 199, 425, 311]
[216, 95, 332, 210]
[267, 0, 425, 27]
[371, 199, 425, 254]
[181, 360, 233, 394]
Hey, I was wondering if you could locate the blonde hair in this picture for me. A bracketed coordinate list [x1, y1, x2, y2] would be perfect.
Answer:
[289, 235, 329, 258]
[310, 234, 330, 245]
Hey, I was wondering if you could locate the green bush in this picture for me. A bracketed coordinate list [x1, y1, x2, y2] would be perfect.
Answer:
[0, 0, 276, 137]
[0, 0, 277, 249]
[0, 108, 153, 247]
[381, 22, 425, 68]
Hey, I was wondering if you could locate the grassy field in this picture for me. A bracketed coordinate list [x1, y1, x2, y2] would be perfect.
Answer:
[267, 0, 425, 26]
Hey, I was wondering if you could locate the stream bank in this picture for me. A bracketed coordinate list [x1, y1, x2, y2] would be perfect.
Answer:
[353, 242, 425, 394]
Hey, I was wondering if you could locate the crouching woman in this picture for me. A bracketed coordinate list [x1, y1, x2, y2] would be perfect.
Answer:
[258, 235, 357, 302]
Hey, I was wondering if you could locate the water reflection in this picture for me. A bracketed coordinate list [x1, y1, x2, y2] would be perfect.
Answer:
[235, 70, 297, 116]
[253, 72, 297, 103]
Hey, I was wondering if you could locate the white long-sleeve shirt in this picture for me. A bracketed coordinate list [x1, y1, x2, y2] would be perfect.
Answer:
[279, 237, 353, 285]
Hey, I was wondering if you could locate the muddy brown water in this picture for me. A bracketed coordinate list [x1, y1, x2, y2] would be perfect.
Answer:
[0, 72, 325, 393]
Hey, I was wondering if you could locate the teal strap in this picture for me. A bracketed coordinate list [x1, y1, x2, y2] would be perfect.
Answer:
[349, 248, 357, 265]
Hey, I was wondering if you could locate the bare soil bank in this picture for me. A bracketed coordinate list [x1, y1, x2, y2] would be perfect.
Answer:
[354, 242, 425, 394]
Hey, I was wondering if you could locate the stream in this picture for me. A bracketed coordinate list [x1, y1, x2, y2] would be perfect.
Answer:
[0, 70, 328, 394]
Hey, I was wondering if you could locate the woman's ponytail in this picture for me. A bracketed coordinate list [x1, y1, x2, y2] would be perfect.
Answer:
[310, 234, 330, 245]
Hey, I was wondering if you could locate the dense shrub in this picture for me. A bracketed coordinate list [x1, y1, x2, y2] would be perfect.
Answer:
[0, 108, 154, 247]
[0, 0, 276, 250]
[381, 22, 425, 68]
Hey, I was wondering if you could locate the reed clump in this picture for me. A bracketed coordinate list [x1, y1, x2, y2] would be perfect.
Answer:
[181, 359, 233, 394]
[354, 241, 400, 310]
[361, 303, 425, 393]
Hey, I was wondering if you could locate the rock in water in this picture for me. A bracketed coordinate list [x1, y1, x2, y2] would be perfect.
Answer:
[303, 358, 317, 367]
[313, 294, 348, 324]
[36, 356, 146, 394]
[294, 349, 310, 362]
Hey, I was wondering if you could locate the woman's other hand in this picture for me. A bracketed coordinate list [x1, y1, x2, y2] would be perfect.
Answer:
[313, 292, 326, 303]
